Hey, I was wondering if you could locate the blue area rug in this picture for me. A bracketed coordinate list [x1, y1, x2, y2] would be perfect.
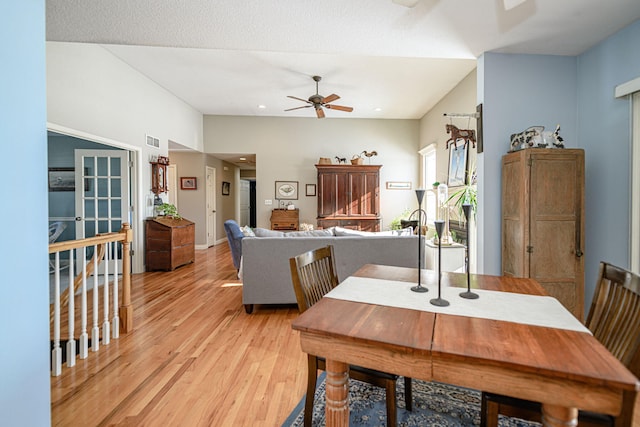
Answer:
[282, 374, 541, 427]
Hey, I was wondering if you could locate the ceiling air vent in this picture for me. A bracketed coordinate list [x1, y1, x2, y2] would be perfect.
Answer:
[146, 134, 160, 149]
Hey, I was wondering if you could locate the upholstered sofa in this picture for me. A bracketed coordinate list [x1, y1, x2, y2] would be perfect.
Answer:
[235, 224, 424, 314]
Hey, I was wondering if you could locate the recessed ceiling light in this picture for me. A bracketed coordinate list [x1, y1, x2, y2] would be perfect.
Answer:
[257, 104, 266, 109]
[374, 107, 382, 112]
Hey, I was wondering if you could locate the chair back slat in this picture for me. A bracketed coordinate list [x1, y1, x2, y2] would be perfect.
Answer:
[289, 245, 339, 313]
[585, 262, 640, 377]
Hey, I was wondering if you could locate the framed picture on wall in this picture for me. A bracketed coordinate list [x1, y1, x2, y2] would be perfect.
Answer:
[180, 177, 197, 190]
[275, 181, 298, 200]
[447, 143, 469, 187]
[48, 167, 75, 191]
[305, 184, 316, 196]
[222, 181, 230, 195]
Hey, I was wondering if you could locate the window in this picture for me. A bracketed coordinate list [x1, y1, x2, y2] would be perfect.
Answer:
[420, 144, 437, 223]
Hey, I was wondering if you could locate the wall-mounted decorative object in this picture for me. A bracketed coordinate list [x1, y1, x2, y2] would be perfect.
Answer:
[48, 167, 75, 192]
[305, 184, 316, 196]
[150, 157, 169, 194]
[222, 181, 230, 195]
[386, 181, 412, 190]
[180, 177, 197, 190]
[448, 143, 469, 187]
[275, 181, 298, 200]
[443, 108, 482, 152]
[445, 124, 476, 150]
[49, 167, 91, 192]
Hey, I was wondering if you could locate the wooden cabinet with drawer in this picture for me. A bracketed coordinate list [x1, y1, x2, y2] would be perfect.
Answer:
[145, 217, 195, 271]
[270, 209, 299, 231]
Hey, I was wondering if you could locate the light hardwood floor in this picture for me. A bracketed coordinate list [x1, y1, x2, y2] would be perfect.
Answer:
[51, 243, 640, 426]
[51, 244, 307, 426]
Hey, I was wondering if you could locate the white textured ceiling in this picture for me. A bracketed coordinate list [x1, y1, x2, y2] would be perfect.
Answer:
[46, 0, 640, 121]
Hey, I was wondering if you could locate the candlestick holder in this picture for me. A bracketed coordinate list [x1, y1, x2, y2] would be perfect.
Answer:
[411, 189, 428, 292]
[411, 189, 428, 293]
[459, 203, 479, 300]
[430, 220, 449, 306]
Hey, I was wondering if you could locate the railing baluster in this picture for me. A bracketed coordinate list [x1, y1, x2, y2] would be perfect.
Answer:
[112, 242, 120, 339]
[102, 243, 110, 345]
[49, 223, 132, 373]
[91, 245, 100, 352]
[52, 253, 62, 377]
[66, 250, 76, 367]
[79, 246, 88, 359]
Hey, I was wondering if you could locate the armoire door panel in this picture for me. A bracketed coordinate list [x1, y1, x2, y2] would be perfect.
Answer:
[531, 220, 578, 279]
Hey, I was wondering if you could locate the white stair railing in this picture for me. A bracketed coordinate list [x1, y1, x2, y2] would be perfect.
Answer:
[48, 224, 132, 377]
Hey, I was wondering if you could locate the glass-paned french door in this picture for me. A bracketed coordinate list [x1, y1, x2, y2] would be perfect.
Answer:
[74, 149, 130, 274]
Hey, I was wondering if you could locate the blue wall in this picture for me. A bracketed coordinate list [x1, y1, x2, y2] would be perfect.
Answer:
[577, 20, 640, 308]
[0, 1, 51, 426]
[478, 19, 640, 316]
[478, 52, 578, 275]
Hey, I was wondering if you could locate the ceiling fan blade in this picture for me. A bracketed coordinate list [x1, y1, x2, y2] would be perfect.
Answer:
[287, 95, 312, 104]
[316, 107, 325, 119]
[325, 104, 353, 112]
[322, 94, 340, 104]
[284, 105, 313, 111]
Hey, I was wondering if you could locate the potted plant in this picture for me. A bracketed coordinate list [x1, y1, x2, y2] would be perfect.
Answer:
[156, 203, 182, 219]
[447, 168, 477, 222]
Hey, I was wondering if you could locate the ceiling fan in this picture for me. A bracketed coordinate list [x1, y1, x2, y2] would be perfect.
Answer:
[285, 75, 353, 119]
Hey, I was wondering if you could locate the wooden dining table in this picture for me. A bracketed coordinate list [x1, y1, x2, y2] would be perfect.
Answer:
[291, 264, 640, 427]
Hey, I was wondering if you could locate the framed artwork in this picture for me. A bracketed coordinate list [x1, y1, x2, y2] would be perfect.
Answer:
[48, 167, 75, 191]
[222, 181, 230, 195]
[275, 181, 298, 200]
[180, 177, 197, 190]
[305, 184, 316, 196]
[447, 143, 469, 187]
[386, 181, 412, 190]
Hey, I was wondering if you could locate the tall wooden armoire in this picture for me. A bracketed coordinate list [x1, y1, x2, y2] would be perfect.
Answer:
[502, 148, 585, 320]
[316, 164, 381, 231]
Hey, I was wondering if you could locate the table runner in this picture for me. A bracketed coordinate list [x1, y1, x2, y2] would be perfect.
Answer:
[325, 276, 590, 333]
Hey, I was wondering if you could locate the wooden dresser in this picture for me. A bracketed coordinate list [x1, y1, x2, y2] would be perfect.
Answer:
[316, 164, 381, 231]
[145, 217, 195, 271]
[270, 209, 299, 231]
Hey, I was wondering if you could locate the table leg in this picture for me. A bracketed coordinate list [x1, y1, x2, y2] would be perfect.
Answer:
[325, 359, 349, 427]
[541, 404, 578, 427]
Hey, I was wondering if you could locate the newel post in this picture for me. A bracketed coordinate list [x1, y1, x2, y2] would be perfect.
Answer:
[119, 223, 134, 333]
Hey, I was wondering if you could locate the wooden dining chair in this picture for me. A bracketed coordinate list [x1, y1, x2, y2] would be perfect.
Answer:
[289, 245, 412, 427]
[480, 261, 640, 427]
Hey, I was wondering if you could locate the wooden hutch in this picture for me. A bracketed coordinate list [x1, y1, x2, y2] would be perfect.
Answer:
[316, 164, 381, 231]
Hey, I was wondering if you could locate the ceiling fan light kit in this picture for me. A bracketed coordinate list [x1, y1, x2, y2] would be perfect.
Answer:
[285, 75, 353, 119]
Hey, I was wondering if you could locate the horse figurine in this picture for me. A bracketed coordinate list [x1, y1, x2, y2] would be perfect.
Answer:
[445, 124, 476, 149]
[334, 156, 347, 164]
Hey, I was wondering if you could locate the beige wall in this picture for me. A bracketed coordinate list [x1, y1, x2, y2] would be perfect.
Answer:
[47, 42, 204, 272]
[419, 69, 478, 184]
[203, 116, 421, 231]
[169, 151, 240, 246]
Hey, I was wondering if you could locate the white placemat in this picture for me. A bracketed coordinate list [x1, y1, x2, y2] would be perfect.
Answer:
[325, 276, 590, 333]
